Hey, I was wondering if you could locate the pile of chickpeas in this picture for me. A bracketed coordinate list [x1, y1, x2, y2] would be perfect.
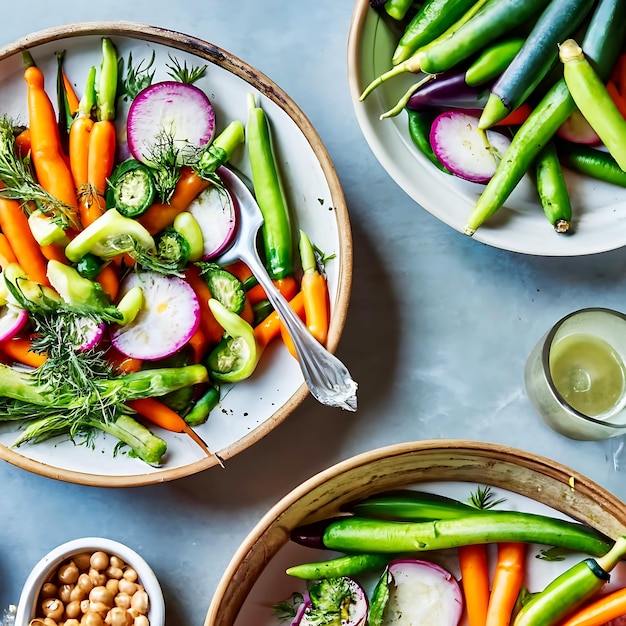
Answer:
[29, 549, 151, 626]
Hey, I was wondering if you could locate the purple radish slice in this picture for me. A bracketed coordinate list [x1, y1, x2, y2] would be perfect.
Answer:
[75, 317, 106, 352]
[290, 593, 311, 626]
[0, 305, 28, 341]
[430, 111, 512, 183]
[376, 559, 463, 626]
[111, 271, 200, 361]
[187, 184, 238, 260]
[126, 81, 216, 165]
[557, 109, 601, 145]
[294, 577, 368, 626]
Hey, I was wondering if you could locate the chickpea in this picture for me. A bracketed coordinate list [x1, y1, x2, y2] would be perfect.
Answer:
[40, 583, 59, 599]
[104, 607, 131, 626]
[65, 620, 81, 626]
[113, 593, 131, 611]
[65, 600, 82, 620]
[88, 569, 107, 587]
[129, 590, 148, 615]
[109, 556, 125, 570]
[89, 552, 109, 572]
[80, 612, 104, 626]
[105, 579, 119, 596]
[59, 584, 74, 604]
[41, 598, 64, 622]
[121, 568, 137, 583]
[133, 616, 149, 626]
[89, 586, 114, 608]
[105, 566, 123, 580]
[58, 561, 79, 585]
[117, 580, 137, 597]
[70, 585, 87, 603]
[80, 599, 90, 615]
[77, 573, 94, 595]
[73, 553, 92, 571]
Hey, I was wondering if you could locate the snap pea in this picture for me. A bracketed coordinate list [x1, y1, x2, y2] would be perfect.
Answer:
[286, 553, 390, 580]
[465, 0, 626, 236]
[479, 0, 594, 129]
[321, 513, 613, 556]
[513, 536, 626, 626]
[558, 141, 626, 187]
[464, 37, 526, 87]
[534, 139, 572, 233]
[561, 38, 626, 171]
[246, 93, 293, 280]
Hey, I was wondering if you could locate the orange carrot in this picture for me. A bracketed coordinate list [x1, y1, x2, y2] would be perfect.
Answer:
[0, 233, 17, 268]
[62, 71, 80, 116]
[0, 194, 49, 285]
[138, 167, 210, 235]
[69, 115, 94, 204]
[298, 231, 329, 345]
[83, 119, 116, 226]
[279, 298, 307, 359]
[561, 586, 626, 626]
[607, 80, 626, 120]
[187, 326, 209, 364]
[127, 397, 222, 463]
[23, 63, 79, 216]
[0, 336, 47, 368]
[14, 128, 31, 157]
[95, 264, 119, 301]
[459, 544, 490, 626]
[254, 290, 305, 349]
[494, 102, 533, 127]
[247, 275, 299, 304]
[485, 542, 527, 626]
[105, 345, 143, 373]
[185, 265, 225, 346]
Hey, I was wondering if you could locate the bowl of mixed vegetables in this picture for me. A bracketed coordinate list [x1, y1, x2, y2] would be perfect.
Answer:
[204, 440, 626, 626]
[0, 22, 353, 485]
[348, 0, 626, 256]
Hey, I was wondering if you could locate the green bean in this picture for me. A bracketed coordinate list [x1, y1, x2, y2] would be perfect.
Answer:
[558, 141, 626, 187]
[286, 553, 390, 580]
[534, 140, 572, 233]
[464, 37, 526, 87]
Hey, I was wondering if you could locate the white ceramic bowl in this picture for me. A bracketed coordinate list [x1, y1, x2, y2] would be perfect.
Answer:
[204, 440, 626, 626]
[15, 537, 165, 626]
[0, 22, 352, 486]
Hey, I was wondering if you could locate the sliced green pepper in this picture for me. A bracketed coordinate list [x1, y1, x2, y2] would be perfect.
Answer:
[106, 158, 157, 218]
[155, 227, 190, 267]
[206, 298, 260, 383]
[197, 262, 246, 314]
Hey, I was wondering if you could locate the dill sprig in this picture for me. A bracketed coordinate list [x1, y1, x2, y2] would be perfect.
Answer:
[117, 50, 156, 102]
[166, 54, 207, 84]
[468, 485, 507, 510]
[144, 129, 183, 203]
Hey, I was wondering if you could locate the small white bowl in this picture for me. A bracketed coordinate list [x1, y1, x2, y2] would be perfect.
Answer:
[14, 537, 165, 626]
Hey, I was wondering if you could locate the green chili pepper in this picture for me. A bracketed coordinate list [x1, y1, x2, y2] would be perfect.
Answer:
[513, 536, 626, 626]
[286, 553, 390, 580]
[384, 0, 416, 22]
[368, 567, 392, 626]
[464, 38, 526, 87]
[193, 120, 245, 181]
[561, 38, 626, 171]
[465, 0, 626, 236]
[75, 253, 105, 280]
[534, 140, 572, 234]
[155, 227, 190, 267]
[557, 141, 626, 188]
[407, 110, 450, 172]
[206, 298, 260, 383]
[184, 384, 220, 426]
[106, 159, 157, 218]
[173, 212, 204, 262]
[246, 93, 293, 280]
[197, 263, 246, 314]
[321, 513, 613, 556]
[98, 37, 118, 122]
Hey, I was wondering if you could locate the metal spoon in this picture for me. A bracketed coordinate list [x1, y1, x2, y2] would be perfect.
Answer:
[214, 166, 358, 411]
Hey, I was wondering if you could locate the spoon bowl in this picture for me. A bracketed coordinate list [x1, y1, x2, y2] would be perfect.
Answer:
[216, 166, 358, 411]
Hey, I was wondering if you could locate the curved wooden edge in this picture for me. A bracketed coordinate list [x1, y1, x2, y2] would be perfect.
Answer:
[0, 21, 352, 486]
[204, 440, 626, 626]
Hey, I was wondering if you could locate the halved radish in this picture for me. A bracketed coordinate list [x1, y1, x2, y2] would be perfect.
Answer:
[557, 109, 601, 145]
[110, 271, 200, 360]
[373, 559, 463, 626]
[74, 317, 106, 352]
[126, 81, 216, 165]
[430, 111, 512, 183]
[187, 184, 238, 260]
[0, 305, 28, 341]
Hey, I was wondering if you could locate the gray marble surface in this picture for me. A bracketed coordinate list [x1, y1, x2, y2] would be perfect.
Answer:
[2, 2, 626, 625]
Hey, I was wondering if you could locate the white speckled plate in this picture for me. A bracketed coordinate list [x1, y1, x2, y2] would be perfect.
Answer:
[0, 22, 352, 486]
[347, 0, 626, 256]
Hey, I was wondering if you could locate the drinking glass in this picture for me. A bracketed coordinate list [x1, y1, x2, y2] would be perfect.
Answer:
[524, 308, 626, 440]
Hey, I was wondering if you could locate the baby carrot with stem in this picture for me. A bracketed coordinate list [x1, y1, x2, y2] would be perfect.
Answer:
[459, 544, 490, 626]
[127, 397, 223, 466]
[485, 542, 526, 626]
[298, 230, 329, 345]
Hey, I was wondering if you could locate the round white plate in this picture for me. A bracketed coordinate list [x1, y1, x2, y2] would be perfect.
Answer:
[0, 22, 352, 486]
[347, 0, 626, 256]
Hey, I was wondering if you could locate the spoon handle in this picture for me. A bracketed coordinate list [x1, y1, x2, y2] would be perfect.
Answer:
[243, 248, 358, 411]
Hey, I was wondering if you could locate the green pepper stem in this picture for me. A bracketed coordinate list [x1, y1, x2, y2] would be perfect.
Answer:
[299, 230, 316, 275]
[78, 66, 97, 119]
[98, 37, 118, 121]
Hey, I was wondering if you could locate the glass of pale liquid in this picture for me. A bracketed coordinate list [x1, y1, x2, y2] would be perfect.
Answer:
[524, 308, 626, 440]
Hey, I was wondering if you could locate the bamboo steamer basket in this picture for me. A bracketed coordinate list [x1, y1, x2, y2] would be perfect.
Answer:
[204, 439, 626, 626]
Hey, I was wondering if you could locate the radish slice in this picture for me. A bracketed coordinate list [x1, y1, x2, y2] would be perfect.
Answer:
[374, 559, 463, 626]
[0, 305, 28, 342]
[126, 81, 216, 165]
[187, 184, 238, 260]
[75, 317, 106, 352]
[110, 271, 200, 360]
[430, 111, 512, 183]
[294, 578, 367, 626]
[557, 109, 601, 145]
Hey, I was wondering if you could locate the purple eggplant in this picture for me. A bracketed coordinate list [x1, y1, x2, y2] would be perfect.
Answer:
[407, 71, 492, 112]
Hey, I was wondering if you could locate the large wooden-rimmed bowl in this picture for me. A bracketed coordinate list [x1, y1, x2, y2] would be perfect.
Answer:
[0, 22, 352, 486]
[205, 440, 626, 625]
